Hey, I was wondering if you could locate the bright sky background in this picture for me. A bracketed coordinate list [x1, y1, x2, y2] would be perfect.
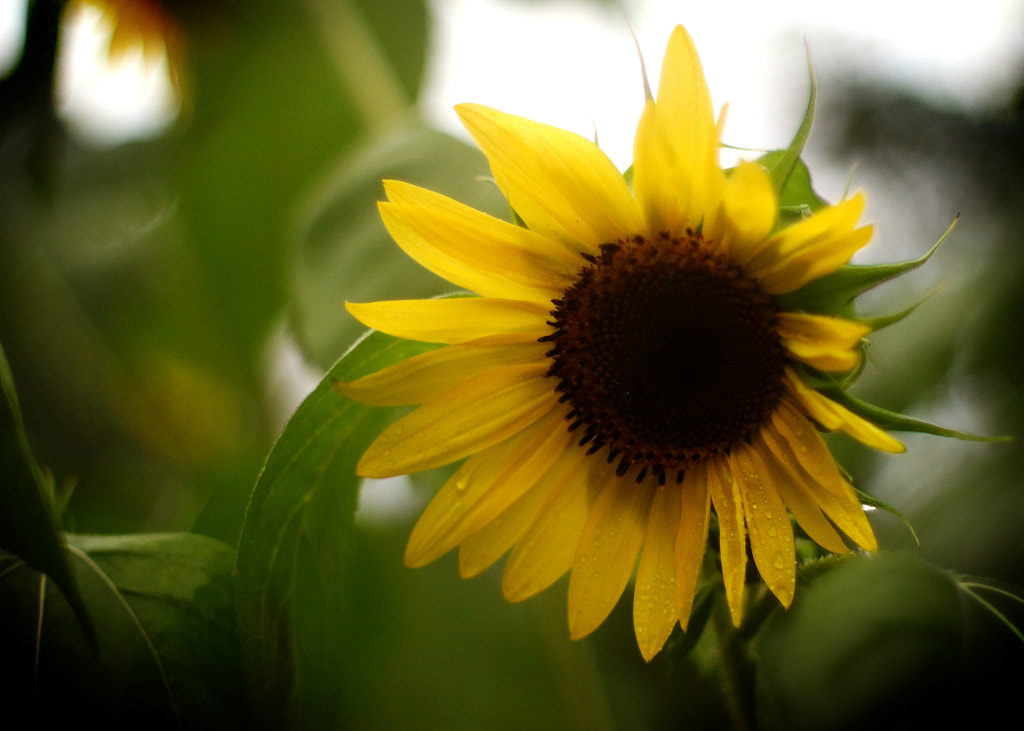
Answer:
[0, 0, 25, 77]
[423, 0, 1024, 174]
[1, 0, 1021, 156]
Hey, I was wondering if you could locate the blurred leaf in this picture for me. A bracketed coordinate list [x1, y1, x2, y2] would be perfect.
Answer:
[175, 0, 429, 370]
[0, 532, 245, 728]
[235, 329, 438, 727]
[757, 552, 963, 730]
[0, 340, 93, 645]
[290, 125, 501, 369]
[350, 0, 429, 104]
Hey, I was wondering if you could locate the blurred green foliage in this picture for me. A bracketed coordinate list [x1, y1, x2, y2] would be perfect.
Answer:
[1, 1, 1022, 728]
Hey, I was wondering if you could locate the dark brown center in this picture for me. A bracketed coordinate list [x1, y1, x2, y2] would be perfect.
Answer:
[542, 232, 786, 484]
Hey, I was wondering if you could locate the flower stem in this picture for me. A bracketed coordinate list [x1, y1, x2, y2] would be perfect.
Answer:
[713, 596, 758, 730]
[738, 585, 780, 641]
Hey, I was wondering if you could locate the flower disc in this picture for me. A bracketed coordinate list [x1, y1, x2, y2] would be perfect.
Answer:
[545, 233, 786, 481]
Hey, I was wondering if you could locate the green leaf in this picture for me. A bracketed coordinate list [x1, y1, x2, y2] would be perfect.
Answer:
[290, 125, 500, 369]
[0, 340, 94, 647]
[757, 552, 963, 729]
[777, 216, 957, 315]
[795, 553, 851, 584]
[235, 329, 438, 727]
[0, 532, 245, 727]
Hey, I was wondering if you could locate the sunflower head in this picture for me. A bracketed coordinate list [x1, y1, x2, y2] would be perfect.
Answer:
[337, 25, 918, 661]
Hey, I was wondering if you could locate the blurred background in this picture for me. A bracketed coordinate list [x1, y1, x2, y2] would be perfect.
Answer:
[1, 0, 1022, 727]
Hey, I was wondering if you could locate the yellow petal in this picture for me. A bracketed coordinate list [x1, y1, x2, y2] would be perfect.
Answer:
[770, 400, 878, 551]
[784, 368, 905, 453]
[568, 472, 655, 640]
[753, 193, 864, 267]
[692, 104, 729, 243]
[707, 454, 746, 626]
[457, 438, 572, 578]
[346, 297, 550, 344]
[776, 312, 870, 372]
[754, 426, 850, 555]
[716, 161, 777, 260]
[336, 337, 546, 406]
[380, 180, 581, 303]
[731, 442, 796, 609]
[502, 446, 591, 601]
[359, 362, 554, 478]
[746, 194, 872, 294]
[675, 463, 711, 630]
[632, 25, 717, 232]
[758, 226, 874, 295]
[632, 102, 688, 236]
[634, 482, 682, 661]
[655, 26, 716, 168]
[404, 405, 573, 566]
[456, 103, 641, 252]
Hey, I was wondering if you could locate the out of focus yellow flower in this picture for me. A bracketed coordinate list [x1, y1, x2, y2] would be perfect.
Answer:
[68, 0, 187, 95]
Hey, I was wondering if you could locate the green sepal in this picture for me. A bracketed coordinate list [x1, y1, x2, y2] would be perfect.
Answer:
[853, 489, 921, 548]
[860, 296, 930, 333]
[819, 381, 1013, 444]
[509, 202, 528, 229]
[777, 216, 957, 315]
[756, 48, 824, 233]
[841, 344, 869, 389]
[763, 46, 816, 198]
[759, 152, 828, 230]
[796, 553, 851, 585]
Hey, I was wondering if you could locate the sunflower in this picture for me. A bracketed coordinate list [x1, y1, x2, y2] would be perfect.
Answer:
[336, 25, 905, 661]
